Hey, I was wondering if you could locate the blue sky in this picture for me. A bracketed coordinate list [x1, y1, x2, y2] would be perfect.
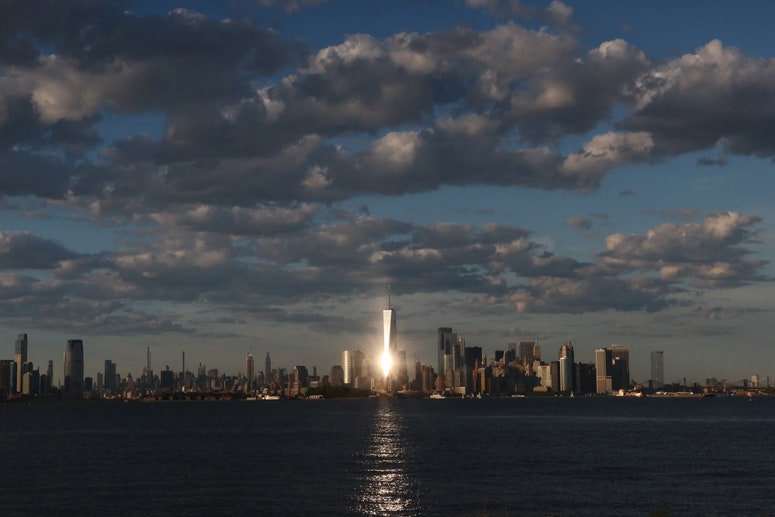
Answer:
[2, 0, 775, 384]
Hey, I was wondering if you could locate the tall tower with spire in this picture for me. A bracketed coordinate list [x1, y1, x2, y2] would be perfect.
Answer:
[382, 285, 398, 390]
[246, 349, 255, 387]
[383, 285, 397, 357]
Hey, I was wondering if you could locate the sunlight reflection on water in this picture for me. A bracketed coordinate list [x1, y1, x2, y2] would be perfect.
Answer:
[353, 399, 420, 516]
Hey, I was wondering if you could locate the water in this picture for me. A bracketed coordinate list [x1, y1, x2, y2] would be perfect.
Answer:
[2, 396, 774, 516]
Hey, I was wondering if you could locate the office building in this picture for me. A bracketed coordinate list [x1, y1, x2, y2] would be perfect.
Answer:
[651, 351, 664, 389]
[0, 359, 14, 398]
[14, 333, 27, 394]
[383, 308, 397, 372]
[519, 341, 536, 367]
[246, 349, 255, 387]
[595, 346, 630, 393]
[160, 366, 175, 390]
[536, 363, 552, 389]
[559, 341, 575, 394]
[595, 348, 612, 393]
[330, 365, 344, 386]
[437, 327, 453, 375]
[342, 350, 353, 385]
[265, 352, 272, 385]
[575, 362, 596, 395]
[46, 360, 53, 393]
[610, 346, 630, 389]
[352, 350, 367, 379]
[437, 329, 463, 380]
[64, 339, 84, 397]
[104, 360, 117, 392]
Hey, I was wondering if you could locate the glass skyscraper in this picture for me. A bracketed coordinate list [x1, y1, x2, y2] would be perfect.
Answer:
[14, 333, 27, 394]
[64, 339, 84, 397]
[383, 307, 397, 381]
[651, 350, 664, 389]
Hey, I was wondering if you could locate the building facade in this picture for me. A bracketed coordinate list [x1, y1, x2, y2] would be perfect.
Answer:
[650, 350, 664, 389]
[14, 333, 27, 394]
[63, 339, 84, 397]
[596, 346, 630, 393]
[246, 350, 255, 387]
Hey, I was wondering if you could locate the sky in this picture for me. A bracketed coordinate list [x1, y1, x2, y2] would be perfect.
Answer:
[2, 0, 775, 385]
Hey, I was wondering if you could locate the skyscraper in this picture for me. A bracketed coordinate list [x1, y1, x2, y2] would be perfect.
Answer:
[46, 359, 53, 393]
[519, 341, 536, 366]
[559, 341, 575, 394]
[342, 350, 353, 386]
[382, 288, 397, 384]
[651, 350, 664, 389]
[437, 327, 453, 375]
[14, 333, 27, 394]
[595, 346, 630, 393]
[595, 348, 612, 393]
[104, 360, 117, 392]
[610, 346, 630, 390]
[352, 350, 366, 379]
[63, 339, 84, 397]
[383, 309, 397, 356]
[246, 349, 255, 387]
[265, 352, 272, 385]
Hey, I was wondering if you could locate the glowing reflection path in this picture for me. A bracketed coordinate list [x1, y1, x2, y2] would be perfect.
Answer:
[352, 399, 421, 516]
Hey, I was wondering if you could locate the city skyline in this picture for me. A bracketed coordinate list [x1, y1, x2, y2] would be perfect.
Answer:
[2, 1, 775, 382]
[4, 327, 765, 390]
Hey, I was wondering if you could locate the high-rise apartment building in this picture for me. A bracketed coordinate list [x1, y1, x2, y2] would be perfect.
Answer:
[14, 333, 27, 394]
[64, 339, 84, 397]
[651, 350, 664, 389]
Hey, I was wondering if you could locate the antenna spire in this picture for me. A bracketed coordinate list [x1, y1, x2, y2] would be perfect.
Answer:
[388, 284, 392, 308]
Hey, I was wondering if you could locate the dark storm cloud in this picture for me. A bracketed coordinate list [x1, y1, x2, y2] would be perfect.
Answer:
[0, 2, 298, 108]
[509, 274, 670, 314]
[0, 271, 185, 334]
[0, 231, 77, 269]
[0, 150, 75, 199]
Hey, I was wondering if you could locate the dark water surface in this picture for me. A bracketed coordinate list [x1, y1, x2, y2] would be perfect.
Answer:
[2, 396, 774, 516]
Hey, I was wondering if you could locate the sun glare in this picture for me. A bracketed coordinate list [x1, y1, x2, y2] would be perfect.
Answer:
[380, 351, 392, 378]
